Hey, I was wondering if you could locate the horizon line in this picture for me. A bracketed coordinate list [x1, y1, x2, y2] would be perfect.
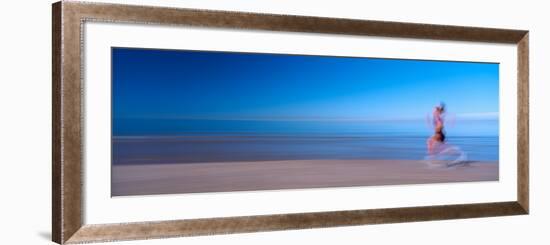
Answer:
[114, 112, 499, 122]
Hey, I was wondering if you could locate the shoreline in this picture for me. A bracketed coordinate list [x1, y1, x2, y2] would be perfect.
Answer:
[112, 159, 498, 196]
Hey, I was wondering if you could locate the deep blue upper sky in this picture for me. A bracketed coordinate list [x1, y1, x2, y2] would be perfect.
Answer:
[112, 47, 498, 135]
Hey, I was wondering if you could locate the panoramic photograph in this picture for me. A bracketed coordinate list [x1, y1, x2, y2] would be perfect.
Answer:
[111, 47, 499, 196]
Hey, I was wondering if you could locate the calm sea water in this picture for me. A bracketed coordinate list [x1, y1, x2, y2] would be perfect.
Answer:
[112, 119, 498, 164]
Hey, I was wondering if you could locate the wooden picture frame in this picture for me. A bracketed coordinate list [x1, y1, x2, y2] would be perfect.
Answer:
[52, 1, 529, 244]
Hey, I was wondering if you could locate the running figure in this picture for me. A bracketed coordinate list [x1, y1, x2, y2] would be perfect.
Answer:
[425, 102, 467, 167]
[427, 103, 446, 154]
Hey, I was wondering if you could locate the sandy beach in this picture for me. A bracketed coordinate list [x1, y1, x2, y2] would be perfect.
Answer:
[112, 159, 498, 196]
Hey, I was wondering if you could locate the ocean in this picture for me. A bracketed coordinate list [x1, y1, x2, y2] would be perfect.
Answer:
[112, 119, 499, 165]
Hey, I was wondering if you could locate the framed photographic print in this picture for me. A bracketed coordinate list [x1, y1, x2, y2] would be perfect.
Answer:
[52, 1, 529, 244]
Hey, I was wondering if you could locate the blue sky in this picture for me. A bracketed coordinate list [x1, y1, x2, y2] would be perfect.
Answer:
[112, 47, 499, 135]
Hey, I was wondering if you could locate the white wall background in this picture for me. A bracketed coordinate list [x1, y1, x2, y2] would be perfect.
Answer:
[0, 0, 547, 244]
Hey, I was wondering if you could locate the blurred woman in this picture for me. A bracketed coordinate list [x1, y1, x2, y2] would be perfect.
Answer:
[425, 103, 467, 167]
[427, 103, 446, 154]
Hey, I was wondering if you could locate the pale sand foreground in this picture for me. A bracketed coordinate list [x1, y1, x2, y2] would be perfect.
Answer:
[112, 160, 498, 196]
